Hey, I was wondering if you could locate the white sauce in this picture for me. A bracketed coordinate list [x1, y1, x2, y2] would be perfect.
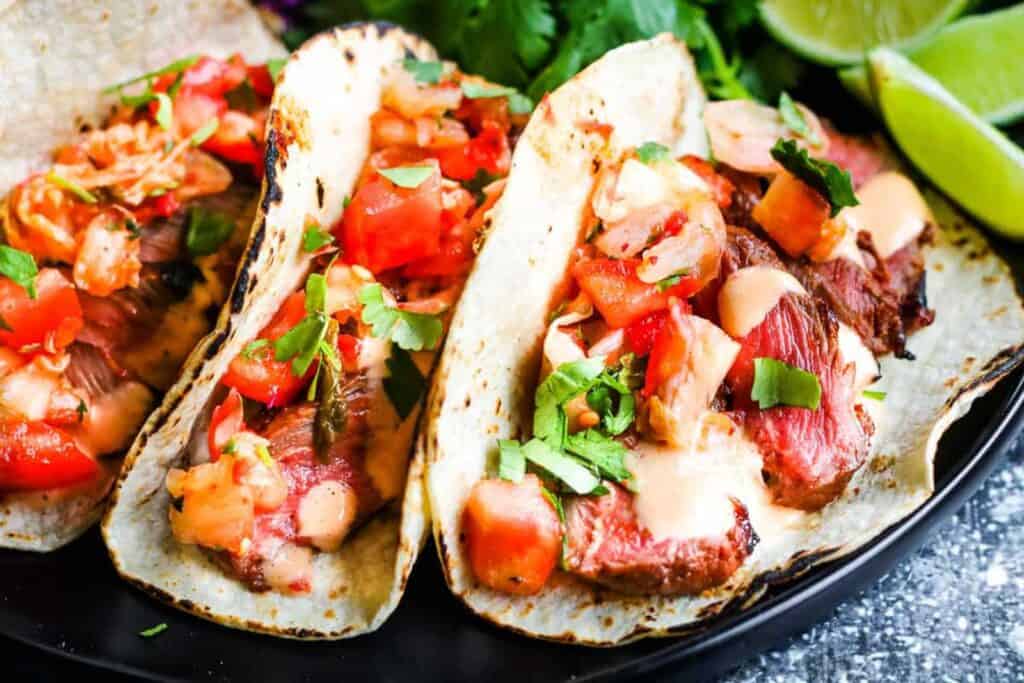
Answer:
[717, 266, 806, 338]
[261, 542, 313, 593]
[628, 413, 804, 542]
[297, 480, 357, 551]
[838, 172, 932, 259]
[592, 158, 708, 226]
[838, 323, 880, 390]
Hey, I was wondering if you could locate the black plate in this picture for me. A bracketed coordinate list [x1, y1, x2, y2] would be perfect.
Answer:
[0, 363, 1021, 683]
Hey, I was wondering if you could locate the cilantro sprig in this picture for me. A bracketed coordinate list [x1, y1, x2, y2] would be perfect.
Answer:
[770, 138, 859, 217]
[273, 274, 331, 376]
[0, 245, 38, 299]
[778, 92, 820, 145]
[402, 58, 444, 84]
[750, 357, 821, 410]
[636, 141, 671, 165]
[358, 283, 443, 352]
[302, 224, 335, 253]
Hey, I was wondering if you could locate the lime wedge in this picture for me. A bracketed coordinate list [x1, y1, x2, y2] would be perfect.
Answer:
[841, 4, 1024, 125]
[869, 48, 1024, 238]
[760, 0, 968, 66]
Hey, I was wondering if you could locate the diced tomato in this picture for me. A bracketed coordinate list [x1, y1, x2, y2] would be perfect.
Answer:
[202, 110, 263, 167]
[0, 269, 82, 352]
[681, 155, 734, 209]
[222, 292, 310, 407]
[133, 192, 181, 222]
[624, 310, 669, 357]
[454, 95, 511, 134]
[156, 55, 247, 99]
[435, 120, 510, 181]
[168, 90, 227, 139]
[336, 334, 360, 373]
[752, 171, 830, 258]
[247, 64, 275, 99]
[0, 420, 98, 491]
[573, 258, 685, 329]
[401, 236, 472, 279]
[208, 388, 245, 461]
[643, 299, 693, 397]
[339, 161, 443, 273]
[462, 474, 562, 596]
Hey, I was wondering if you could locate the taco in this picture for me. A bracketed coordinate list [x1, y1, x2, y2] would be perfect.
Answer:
[0, 0, 282, 551]
[424, 34, 1024, 645]
[103, 23, 527, 638]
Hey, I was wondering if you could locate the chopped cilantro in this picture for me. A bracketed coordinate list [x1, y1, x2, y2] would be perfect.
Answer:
[863, 389, 887, 401]
[103, 56, 199, 93]
[636, 141, 671, 165]
[138, 623, 168, 638]
[358, 283, 443, 352]
[402, 58, 444, 84]
[383, 346, 427, 419]
[154, 92, 174, 131]
[521, 438, 601, 495]
[497, 439, 526, 483]
[302, 224, 334, 252]
[266, 57, 288, 83]
[564, 430, 631, 481]
[377, 165, 436, 189]
[46, 172, 97, 204]
[656, 271, 689, 292]
[0, 245, 38, 298]
[778, 92, 820, 145]
[185, 208, 235, 257]
[241, 339, 270, 360]
[770, 138, 858, 217]
[189, 118, 219, 146]
[750, 357, 821, 410]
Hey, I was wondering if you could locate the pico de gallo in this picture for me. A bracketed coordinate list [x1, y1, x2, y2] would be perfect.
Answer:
[461, 96, 935, 597]
[165, 58, 528, 594]
[0, 54, 282, 495]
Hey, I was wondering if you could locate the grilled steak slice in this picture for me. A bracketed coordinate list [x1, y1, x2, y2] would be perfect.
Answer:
[564, 484, 757, 596]
[727, 293, 872, 510]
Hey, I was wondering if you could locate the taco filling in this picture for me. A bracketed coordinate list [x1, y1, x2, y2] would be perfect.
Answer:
[460, 98, 935, 597]
[165, 59, 526, 594]
[0, 54, 279, 495]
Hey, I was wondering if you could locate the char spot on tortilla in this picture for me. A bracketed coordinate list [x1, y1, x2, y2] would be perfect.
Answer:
[316, 177, 325, 208]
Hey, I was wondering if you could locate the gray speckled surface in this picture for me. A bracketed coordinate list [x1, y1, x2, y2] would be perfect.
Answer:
[721, 435, 1024, 682]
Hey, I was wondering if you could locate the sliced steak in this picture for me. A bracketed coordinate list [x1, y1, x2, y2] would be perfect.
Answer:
[727, 294, 872, 510]
[564, 484, 757, 596]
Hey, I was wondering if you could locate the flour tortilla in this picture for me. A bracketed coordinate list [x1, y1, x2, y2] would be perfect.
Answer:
[0, 0, 283, 552]
[424, 34, 1024, 645]
[103, 23, 437, 639]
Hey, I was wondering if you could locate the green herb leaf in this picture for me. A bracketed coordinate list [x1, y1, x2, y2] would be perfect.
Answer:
[377, 165, 436, 189]
[125, 219, 142, 239]
[862, 389, 887, 401]
[464, 169, 499, 205]
[186, 208, 235, 257]
[521, 438, 601, 495]
[358, 283, 443, 352]
[540, 486, 569, 570]
[154, 92, 174, 132]
[256, 444, 275, 468]
[120, 87, 157, 109]
[402, 59, 444, 84]
[750, 357, 821, 410]
[656, 271, 688, 292]
[46, 172, 97, 203]
[507, 91, 534, 114]
[241, 339, 270, 360]
[461, 81, 518, 99]
[76, 399, 87, 423]
[189, 118, 219, 146]
[497, 439, 526, 482]
[266, 57, 288, 83]
[770, 138, 858, 218]
[305, 273, 327, 315]
[636, 141, 670, 165]
[778, 92, 819, 145]
[384, 347, 426, 420]
[533, 358, 605, 447]
[564, 430, 631, 482]
[273, 315, 327, 376]
[138, 623, 168, 638]
[342, 195, 351, 209]
[302, 224, 334, 252]
[0, 245, 38, 299]
[103, 55, 199, 94]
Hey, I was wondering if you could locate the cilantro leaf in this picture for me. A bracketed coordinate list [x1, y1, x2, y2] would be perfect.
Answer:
[402, 59, 444, 84]
[770, 138, 858, 218]
[863, 389, 887, 401]
[46, 172, 97, 204]
[384, 347, 426, 419]
[189, 118, 219, 146]
[750, 357, 821, 410]
[273, 315, 327, 376]
[0, 245, 38, 299]
[358, 283, 443, 352]
[564, 429, 631, 482]
[636, 141, 670, 165]
[302, 224, 335, 252]
[460, 81, 518, 99]
[521, 438, 601, 495]
[778, 92, 820, 145]
[267, 57, 288, 83]
[377, 165, 436, 189]
[656, 272, 686, 292]
[305, 273, 327, 314]
[154, 92, 174, 131]
[497, 439, 526, 483]
[186, 208, 235, 256]
[540, 486, 569, 569]
[103, 56, 199, 93]
[241, 339, 270, 360]
[533, 358, 605, 447]
[138, 623, 168, 638]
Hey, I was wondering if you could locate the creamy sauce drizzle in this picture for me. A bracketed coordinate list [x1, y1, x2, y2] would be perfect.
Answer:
[717, 266, 806, 338]
[839, 172, 932, 259]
